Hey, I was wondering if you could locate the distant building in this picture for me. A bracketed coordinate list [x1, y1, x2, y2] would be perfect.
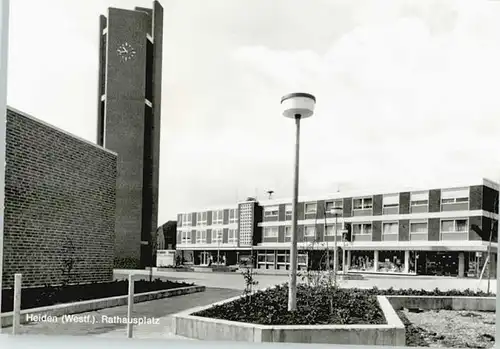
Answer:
[157, 221, 177, 250]
[2, 107, 116, 288]
[97, 1, 164, 268]
[176, 179, 498, 278]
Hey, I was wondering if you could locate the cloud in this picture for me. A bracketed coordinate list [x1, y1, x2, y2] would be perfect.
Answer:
[225, 4, 500, 197]
[6, 0, 500, 222]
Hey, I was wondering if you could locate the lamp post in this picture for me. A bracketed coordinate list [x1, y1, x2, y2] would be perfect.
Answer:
[330, 207, 343, 282]
[323, 204, 329, 273]
[217, 230, 221, 266]
[281, 92, 316, 312]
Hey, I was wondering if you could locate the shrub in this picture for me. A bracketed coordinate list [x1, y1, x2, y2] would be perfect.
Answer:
[113, 257, 141, 269]
[195, 284, 385, 325]
[1, 278, 193, 313]
[355, 286, 494, 297]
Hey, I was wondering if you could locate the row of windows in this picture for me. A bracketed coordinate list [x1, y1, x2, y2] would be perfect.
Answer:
[263, 224, 344, 238]
[179, 229, 238, 244]
[262, 218, 468, 238]
[264, 187, 470, 217]
[264, 200, 344, 218]
[181, 209, 238, 226]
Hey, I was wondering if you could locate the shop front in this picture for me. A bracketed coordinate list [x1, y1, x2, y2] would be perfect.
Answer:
[347, 250, 416, 275]
[256, 250, 308, 270]
[416, 251, 496, 278]
[345, 249, 496, 278]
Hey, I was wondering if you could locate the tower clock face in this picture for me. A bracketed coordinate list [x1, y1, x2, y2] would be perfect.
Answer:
[116, 42, 136, 62]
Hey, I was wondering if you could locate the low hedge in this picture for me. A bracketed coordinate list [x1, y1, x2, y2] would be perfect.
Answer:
[113, 257, 141, 269]
[1, 278, 193, 313]
[195, 284, 385, 325]
[359, 286, 494, 297]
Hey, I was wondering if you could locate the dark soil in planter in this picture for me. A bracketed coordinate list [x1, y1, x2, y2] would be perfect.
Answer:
[194, 284, 386, 325]
[1, 278, 193, 313]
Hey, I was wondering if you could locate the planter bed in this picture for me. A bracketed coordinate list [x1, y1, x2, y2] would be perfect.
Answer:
[173, 285, 494, 345]
[195, 284, 385, 325]
[1, 278, 192, 313]
[173, 285, 405, 345]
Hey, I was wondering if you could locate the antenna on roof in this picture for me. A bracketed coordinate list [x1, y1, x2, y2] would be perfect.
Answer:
[267, 190, 274, 199]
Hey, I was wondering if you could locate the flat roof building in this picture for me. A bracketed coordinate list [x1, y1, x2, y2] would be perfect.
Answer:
[176, 178, 498, 278]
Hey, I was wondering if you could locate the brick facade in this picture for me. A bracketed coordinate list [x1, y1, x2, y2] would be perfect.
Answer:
[3, 108, 117, 289]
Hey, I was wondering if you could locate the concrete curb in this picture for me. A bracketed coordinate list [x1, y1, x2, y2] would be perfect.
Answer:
[386, 295, 496, 312]
[1, 285, 205, 328]
[171, 293, 405, 345]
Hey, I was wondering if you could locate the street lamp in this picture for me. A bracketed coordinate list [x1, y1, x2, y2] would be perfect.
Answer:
[281, 92, 316, 312]
[217, 229, 221, 266]
[330, 207, 343, 283]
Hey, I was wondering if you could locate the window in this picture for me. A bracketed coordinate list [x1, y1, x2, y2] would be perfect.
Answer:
[410, 191, 429, 211]
[441, 219, 468, 233]
[353, 197, 373, 210]
[181, 231, 191, 244]
[441, 188, 469, 211]
[325, 223, 343, 236]
[383, 194, 399, 208]
[410, 220, 428, 233]
[263, 226, 278, 238]
[304, 226, 316, 237]
[212, 210, 223, 225]
[229, 209, 238, 224]
[196, 212, 207, 226]
[182, 213, 192, 227]
[285, 205, 293, 220]
[352, 223, 372, 235]
[305, 203, 317, 214]
[264, 206, 279, 217]
[325, 200, 343, 212]
[228, 229, 238, 244]
[285, 226, 292, 236]
[382, 222, 398, 234]
[196, 230, 207, 244]
[212, 228, 223, 243]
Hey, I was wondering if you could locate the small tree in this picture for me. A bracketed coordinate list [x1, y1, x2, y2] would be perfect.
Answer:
[298, 218, 338, 315]
[242, 255, 259, 302]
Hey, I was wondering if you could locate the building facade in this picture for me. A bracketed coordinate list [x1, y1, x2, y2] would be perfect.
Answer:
[176, 179, 499, 278]
[2, 107, 117, 288]
[97, 1, 163, 268]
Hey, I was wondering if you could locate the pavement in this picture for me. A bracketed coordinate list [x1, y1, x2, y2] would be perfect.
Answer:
[12, 287, 241, 338]
[114, 268, 498, 293]
[10, 269, 497, 339]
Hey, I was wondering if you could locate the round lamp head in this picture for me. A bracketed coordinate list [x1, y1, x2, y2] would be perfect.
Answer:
[281, 92, 316, 119]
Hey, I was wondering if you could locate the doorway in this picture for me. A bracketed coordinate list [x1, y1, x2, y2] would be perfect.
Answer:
[200, 252, 210, 266]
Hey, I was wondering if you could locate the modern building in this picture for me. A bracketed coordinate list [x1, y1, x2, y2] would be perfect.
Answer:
[3, 107, 117, 288]
[97, 1, 164, 268]
[176, 179, 499, 278]
[156, 220, 177, 251]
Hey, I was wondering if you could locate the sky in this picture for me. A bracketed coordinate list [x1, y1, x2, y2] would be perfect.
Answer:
[6, 0, 500, 223]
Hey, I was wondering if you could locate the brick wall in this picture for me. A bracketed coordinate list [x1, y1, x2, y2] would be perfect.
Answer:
[2, 108, 117, 289]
